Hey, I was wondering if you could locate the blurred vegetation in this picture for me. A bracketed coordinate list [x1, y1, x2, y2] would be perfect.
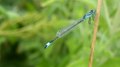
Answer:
[0, 0, 120, 67]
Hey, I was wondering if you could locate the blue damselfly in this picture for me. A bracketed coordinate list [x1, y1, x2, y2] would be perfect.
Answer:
[44, 10, 96, 48]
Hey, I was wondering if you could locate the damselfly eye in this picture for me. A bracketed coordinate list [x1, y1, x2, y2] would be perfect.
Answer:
[91, 10, 93, 12]
[90, 10, 94, 13]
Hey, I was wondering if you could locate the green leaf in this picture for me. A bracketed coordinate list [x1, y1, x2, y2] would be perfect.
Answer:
[100, 58, 120, 67]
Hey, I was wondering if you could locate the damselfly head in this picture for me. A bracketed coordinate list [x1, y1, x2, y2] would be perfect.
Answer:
[89, 10, 96, 21]
[87, 10, 96, 24]
[90, 10, 96, 14]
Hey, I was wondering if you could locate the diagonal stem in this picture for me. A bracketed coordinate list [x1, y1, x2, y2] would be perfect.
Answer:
[88, 0, 103, 67]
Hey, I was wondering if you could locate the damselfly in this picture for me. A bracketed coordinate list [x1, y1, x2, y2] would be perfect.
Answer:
[44, 10, 96, 48]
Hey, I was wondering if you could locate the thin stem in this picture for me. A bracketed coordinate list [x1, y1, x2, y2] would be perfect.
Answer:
[88, 0, 102, 67]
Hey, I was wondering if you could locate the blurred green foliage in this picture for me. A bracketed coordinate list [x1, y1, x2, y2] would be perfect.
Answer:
[0, 0, 120, 67]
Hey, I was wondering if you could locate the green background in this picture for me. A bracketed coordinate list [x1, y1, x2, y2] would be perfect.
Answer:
[0, 0, 120, 67]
